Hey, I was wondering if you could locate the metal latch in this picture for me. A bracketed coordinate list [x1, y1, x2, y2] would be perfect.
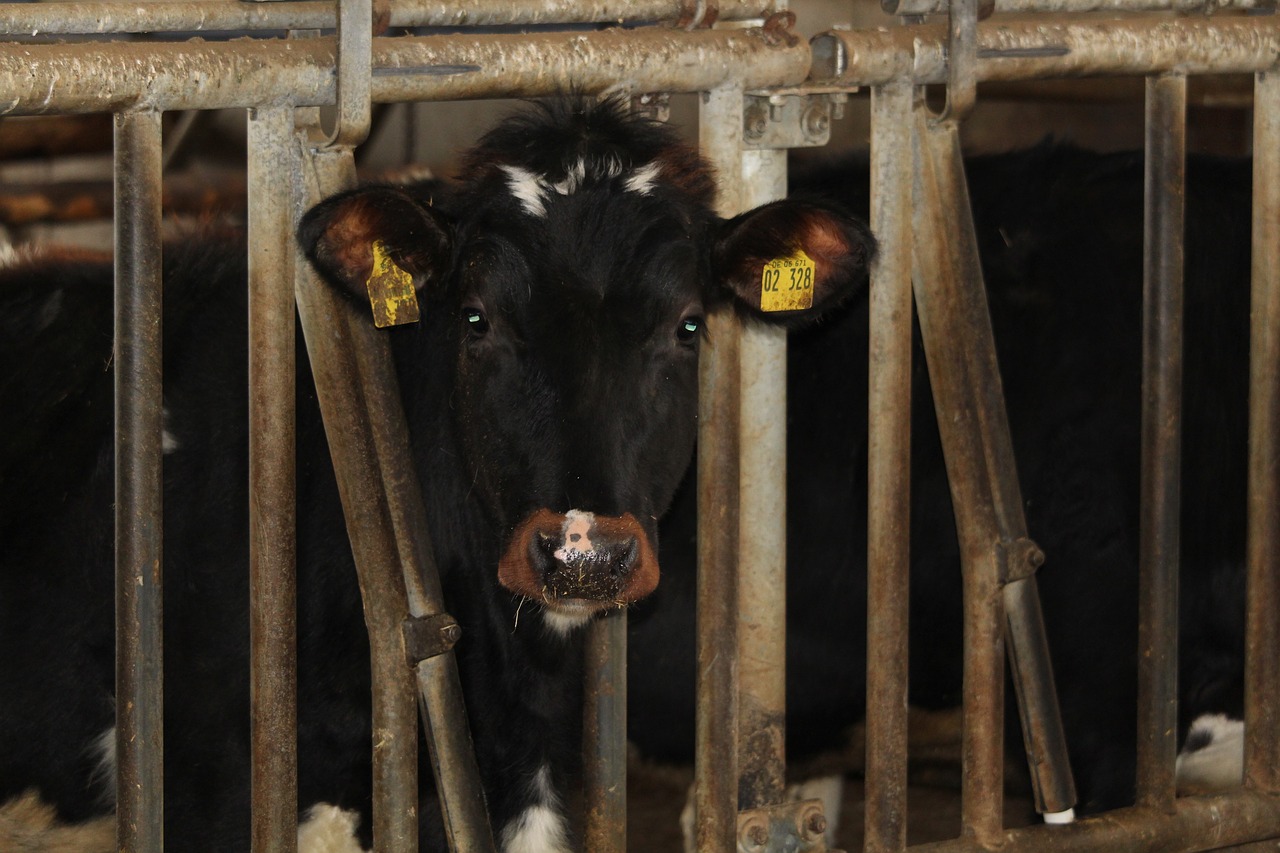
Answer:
[402, 613, 462, 665]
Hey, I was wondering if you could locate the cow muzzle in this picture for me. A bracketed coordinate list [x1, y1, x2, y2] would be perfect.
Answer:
[497, 509, 659, 615]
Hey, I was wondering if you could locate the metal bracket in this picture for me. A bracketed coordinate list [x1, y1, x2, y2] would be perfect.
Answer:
[402, 613, 462, 665]
[1001, 536, 1046, 584]
[742, 92, 846, 150]
[737, 799, 839, 853]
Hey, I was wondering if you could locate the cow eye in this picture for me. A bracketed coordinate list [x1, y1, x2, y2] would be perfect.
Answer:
[676, 316, 702, 345]
[464, 307, 490, 337]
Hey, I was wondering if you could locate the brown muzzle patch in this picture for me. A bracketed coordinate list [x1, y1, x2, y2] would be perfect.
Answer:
[497, 508, 659, 608]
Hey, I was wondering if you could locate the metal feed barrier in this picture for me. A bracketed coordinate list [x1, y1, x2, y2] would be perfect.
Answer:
[1, 0, 1277, 851]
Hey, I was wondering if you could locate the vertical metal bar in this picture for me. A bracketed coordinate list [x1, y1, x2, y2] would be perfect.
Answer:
[248, 104, 299, 853]
[1137, 71, 1186, 813]
[1244, 69, 1280, 795]
[296, 146, 418, 853]
[910, 113, 1005, 846]
[864, 78, 914, 853]
[737, 146, 789, 811]
[114, 108, 165, 853]
[694, 83, 744, 853]
[583, 610, 627, 853]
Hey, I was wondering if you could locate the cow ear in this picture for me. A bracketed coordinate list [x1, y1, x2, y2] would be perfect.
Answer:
[297, 186, 453, 301]
[711, 198, 875, 327]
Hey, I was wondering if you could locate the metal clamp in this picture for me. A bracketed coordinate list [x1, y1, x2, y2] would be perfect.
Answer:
[741, 91, 846, 149]
[937, 0, 978, 122]
[402, 613, 462, 665]
[737, 799, 837, 853]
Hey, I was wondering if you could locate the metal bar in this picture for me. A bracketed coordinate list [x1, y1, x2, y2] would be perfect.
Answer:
[863, 78, 914, 853]
[325, 0, 372, 149]
[333, 183, 495, 850]
[736, 147, 789, 813]
[0, 0, 776, 36]
[912, 789, 1280, 853]
[295, 146, 418, 853]
[809, 16, 1280, 90]
[1136, 71, 1185, 813]
[910, 112, 1005, 848]
[694, 83, 745, 853]
[0, 27, 812, 116]
[884, 0, 1267, 17]
[247, 104, 299, 853]
[1245, 68, 1280, 797]
[583, 610, 627, 853]
[113, 108, 165, 853]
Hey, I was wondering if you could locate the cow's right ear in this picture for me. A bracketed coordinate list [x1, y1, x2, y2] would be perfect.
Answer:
[297, 186, 453, 300]
[710, 197, 875, 328]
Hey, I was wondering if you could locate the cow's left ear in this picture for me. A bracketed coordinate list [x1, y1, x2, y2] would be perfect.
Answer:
[298, 186, 453, 301]
[711, 198, 875, 326]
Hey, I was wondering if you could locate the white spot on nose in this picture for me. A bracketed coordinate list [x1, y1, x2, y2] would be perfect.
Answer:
[553, 510, 596, 563]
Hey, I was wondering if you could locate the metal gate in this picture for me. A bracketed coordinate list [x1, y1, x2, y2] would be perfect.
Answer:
[1, 0, 1277, 851]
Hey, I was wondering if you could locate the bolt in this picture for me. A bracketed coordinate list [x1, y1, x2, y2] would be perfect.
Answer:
[801, 105, 830, 141]
[440, 623, 462, 646]
[738, 816, 770, 851]
[744, 105, 768, 141]
[747, 823, 769, 847]
[806, 812, 827, 838]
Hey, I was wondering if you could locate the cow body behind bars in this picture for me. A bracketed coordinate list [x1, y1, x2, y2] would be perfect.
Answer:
[0, 100, 874, 851]
[631, 144, 1252, 816]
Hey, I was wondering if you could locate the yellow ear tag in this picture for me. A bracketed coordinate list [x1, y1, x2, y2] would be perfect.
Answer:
[759, 249, 816, 312]
[365, 240, 421, 328]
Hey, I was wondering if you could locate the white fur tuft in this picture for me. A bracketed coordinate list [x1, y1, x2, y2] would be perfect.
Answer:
[1176, 713, 1245, 793]
[623, 161, 662, 197]
[297, 804, 368, 853]
[500, 165, 549, 218]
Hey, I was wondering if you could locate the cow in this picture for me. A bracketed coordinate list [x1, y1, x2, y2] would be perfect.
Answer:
[0, 98, 875, 851]
[629, 143, 1253, 821]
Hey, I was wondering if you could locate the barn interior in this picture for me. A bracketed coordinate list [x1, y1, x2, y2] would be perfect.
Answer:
[0, 0, 1272, 851]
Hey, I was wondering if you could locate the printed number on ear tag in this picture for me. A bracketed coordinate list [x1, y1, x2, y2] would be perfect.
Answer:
[760, 249, 816, 312]
[366, 240, 421, 328]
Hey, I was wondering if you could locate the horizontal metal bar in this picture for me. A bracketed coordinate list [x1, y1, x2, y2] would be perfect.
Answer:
[885, 0, 1266, 17]
[911, 790, 1280, 853]
[0, 26, 810, 116]
[0, 0, 772, 36]
[811, 15, 1280, 89]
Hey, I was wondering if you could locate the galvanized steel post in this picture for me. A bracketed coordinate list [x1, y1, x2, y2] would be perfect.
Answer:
[1136, 71, 1186, 813]
[247, 104, 300, 853]
[1245, 68, 1280, 796]
[695, 83, 745, 853]
[113, 107, 165, 853]
[864, 78, 914, 853]
[737, 141, 790, 814]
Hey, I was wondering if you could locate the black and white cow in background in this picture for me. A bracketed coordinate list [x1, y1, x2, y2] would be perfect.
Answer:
[0, 99, 874, 851]
[630, 143, 1253, 818]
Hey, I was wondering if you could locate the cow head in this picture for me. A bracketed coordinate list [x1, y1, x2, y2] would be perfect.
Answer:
[299, 100, 874, 633]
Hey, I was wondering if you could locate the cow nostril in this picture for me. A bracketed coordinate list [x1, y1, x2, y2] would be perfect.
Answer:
[530, 531, 559, 576]
[616, 537, 639, 577]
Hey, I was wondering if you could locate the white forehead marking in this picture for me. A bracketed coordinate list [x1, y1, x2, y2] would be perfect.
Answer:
[624, 161, 662, 197]
[500, 164, 548, 218]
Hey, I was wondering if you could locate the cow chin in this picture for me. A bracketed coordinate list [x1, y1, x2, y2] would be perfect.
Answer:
[497, 508, 660, 616]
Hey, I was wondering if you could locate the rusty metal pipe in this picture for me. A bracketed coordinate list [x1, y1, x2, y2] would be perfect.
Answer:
[910, 113, 1006, 847]
[911, 789, 1280, 853]
[694, 83, 745, 853]
[0, 27, 811, 116]
[810, 17, 1280, 89]
[1136, 72, 1185, 814]
[295, 146, 419, 853]
[863, 78, 914, 853]
[884, 0, 1266, 16]
[583, 611, 627, 853]
[113, 108, 165, 853]
[736, 147, 789, 812]
[1245, 69, 1280, 796]
[0, 0, 776, 36]
[247, 105, 299, 853]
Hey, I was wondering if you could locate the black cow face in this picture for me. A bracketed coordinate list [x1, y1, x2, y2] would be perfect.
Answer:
[299, 101, 874, 630]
